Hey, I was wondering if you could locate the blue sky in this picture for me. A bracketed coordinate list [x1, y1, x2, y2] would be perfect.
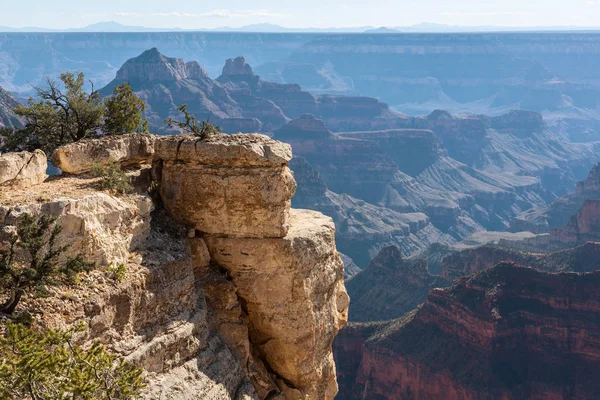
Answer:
[1, 0, 599, 28]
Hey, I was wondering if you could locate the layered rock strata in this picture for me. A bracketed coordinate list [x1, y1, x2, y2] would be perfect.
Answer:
[51, 134, 156, 174]
[440, 242, 600, 281]
[153, 134, 349, 398]
[335, 263, 600, 399]
[1, 133, 348, 400]
[502, 199, 600, 253]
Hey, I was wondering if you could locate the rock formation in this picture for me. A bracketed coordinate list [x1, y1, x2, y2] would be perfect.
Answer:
[278, 113, 576, 244]
[335, 263, 600, 399]
[0, 86, 22, 128]
[513, 163, 600, 233]
[345, 246, 448, 322]
[0, 149, 47, 187]
[1, 133, 349, 399]
[51, 134, 156, 174]
[290, 156, 455, 267]
[502, 199, 600, 253]
[99, 49, 410, 134]
[440, 242, 600, 281]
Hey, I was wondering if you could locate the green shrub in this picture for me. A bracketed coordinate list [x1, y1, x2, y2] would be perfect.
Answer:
[165, 104, 222, 141]
[107, 263, 127, 283]
[0, 214, 94, 316]
[0, 321, 145, 399]
[91, 163, 133, 195]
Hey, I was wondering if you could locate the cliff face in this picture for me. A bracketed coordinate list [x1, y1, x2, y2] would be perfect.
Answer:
[335, 263, 600, 400]
[99, 50, 410, 134]
[440, 242, 600, 281]
[513, 163, 600, 233]
[1, 133, 349, 400]
[503, 199, 600, 253]
[289, 156, 455, 267]
[0, 86, 22, 128]
[345, 246, 449, 322]
[277, 114, 566, 243]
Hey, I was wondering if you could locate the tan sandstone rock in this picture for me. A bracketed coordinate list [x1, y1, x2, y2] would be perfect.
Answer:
[50, 133, 156, 174]
[155, 134, 296, 238]
[205, 209, 349, 399]
[0, 149, 47, 187]
[1, 192, 153, 266]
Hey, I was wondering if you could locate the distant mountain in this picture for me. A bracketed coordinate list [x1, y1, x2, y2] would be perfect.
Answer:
[3, 21, 599, 34]
[0, 21, 183, 33]
[212, 23, 372, 33]
[71, 21, 184, 32]
[363, 27, 401, 34]
[0, 21, 371, 33]
[97, 48, 408, 134]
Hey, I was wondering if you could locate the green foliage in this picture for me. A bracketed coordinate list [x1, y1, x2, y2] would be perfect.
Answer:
[0, 127, 28, 153]
[12, 72, 105, 154]
[107, 263, 127, 283]
[165, 104, 222, 141]
[0, 321, 145, 399]
[90, 163, 133, 195]
[104, 83, 149, 136]
[0, 73, 152, 155]
[0, 214, 95, 316]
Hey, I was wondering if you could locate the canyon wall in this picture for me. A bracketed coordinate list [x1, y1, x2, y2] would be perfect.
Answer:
[335, 263, 600, 399]
[0, 133, 349, 399]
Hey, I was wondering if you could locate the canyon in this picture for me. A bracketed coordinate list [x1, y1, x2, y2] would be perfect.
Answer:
[335, 263, 600, 399]
[0, 133, 349, 399]
[3, 31, 600, 400]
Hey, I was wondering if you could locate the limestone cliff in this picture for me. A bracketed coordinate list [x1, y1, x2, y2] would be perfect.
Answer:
[1, 133, 349, 399]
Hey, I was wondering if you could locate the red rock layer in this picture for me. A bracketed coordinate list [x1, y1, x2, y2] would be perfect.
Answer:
[335, 263, 600, 399]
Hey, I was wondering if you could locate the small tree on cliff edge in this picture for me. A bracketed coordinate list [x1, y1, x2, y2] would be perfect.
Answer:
[12, 72, 105, 154]
[165, 104, 222, 141]
[0, 214, 94, 316]
[104, 82, 149, 135]
[1, 74, 150, 154]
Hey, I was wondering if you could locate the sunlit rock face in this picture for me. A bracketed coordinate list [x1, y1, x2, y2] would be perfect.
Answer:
[1, 132, 348, 400]
[152, 132, 349, 399]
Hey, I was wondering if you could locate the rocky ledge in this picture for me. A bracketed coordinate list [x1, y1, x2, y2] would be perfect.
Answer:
[1, 133, 349, 400]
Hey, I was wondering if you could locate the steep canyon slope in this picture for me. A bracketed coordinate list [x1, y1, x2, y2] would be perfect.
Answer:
[335, 263, 600, 400]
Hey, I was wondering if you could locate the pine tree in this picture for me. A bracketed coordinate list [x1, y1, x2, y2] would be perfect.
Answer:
[12, 72, 105, 154]
[103, 82, 149, 135]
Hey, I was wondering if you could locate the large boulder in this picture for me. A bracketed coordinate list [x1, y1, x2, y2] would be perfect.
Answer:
[51, 134, 156, 174]
[0, 149, 47, 187]
[155, 134, 296, 238]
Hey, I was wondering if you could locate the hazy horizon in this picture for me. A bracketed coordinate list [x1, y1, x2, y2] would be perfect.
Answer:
[2, 0, 600, 30]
